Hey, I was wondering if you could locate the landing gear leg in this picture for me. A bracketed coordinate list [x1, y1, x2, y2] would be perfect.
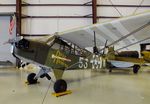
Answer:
[27, 67, 68, 94]
[27, 66, 51, 84]
[21, 62, 30, 68]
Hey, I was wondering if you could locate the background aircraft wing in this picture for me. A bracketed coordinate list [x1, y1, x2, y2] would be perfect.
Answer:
[58, 12, 150, 50]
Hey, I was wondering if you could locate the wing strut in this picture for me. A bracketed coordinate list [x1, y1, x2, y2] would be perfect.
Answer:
[99, 21, 150, 51]
[93, 31, 99, 54]
[103, 40, 108, 55]
[116, 36, 150, 52]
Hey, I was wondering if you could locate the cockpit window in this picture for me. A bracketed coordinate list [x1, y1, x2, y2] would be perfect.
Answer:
[140, 43, 150, 52]
[52, 42, 60, 50]
[146, 45, 150, 51]
[51, 37, 90, 56]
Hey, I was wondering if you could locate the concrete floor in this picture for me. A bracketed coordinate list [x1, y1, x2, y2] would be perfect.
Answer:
[0, 67, 150, 104]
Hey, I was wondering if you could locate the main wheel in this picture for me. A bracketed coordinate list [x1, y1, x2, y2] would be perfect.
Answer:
[27, 73, 38, 84]
[109, 69, 112, 72]
[133, 65, 140, 74]
[54, 79, 67, 93]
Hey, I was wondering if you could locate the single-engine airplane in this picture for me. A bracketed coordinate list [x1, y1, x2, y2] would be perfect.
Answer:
[104, 39, 150, 73]
[5, 11, 150, 93]
[105, 46, 143, 73]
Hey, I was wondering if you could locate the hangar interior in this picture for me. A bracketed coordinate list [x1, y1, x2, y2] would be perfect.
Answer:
[0, 0, 150, 104]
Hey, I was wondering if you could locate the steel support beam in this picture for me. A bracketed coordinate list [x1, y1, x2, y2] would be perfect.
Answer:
[16, 0, 22, 36]
[0, 12, 15, 16]
[21, 16, 119, 19]
[25, 4, 150, 7]
[92, 0, 97, 53]
[16, 0, 22, 67]
[0, 4, 150, 7]
[21, 34, 49, 36]
[92, 0, 97, 24]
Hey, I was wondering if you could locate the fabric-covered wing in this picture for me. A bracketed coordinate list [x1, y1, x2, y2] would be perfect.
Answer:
[58, 12, 150, 49]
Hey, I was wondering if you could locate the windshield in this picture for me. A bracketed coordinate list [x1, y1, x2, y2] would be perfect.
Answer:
[51, 37, 90, 56]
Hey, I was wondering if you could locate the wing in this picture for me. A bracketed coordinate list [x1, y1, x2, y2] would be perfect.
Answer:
[58, 11, 150, 50]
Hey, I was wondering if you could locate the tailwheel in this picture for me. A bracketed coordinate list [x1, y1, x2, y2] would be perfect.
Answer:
[54, 79, 67, 93]
[133, 65, 140, 74]
[27, 73, 38, 84]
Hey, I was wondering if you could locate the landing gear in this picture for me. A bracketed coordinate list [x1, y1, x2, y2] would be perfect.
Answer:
[27, 66, 68, 93]
[27, 73, 38, 84]
[21, 62, 30, 68]
[133, 65, 140, 74]
[109, 69, 112, 72]
[106, 62, 113, 73]
[27, 66, 51, 84]
[54, 79, 67, 93]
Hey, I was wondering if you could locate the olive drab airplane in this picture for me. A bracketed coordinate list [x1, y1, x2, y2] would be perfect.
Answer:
[5, 11, 150, 93]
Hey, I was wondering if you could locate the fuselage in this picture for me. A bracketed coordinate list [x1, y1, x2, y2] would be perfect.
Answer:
[13, 38, 150, 70]
[13, 37, 103, 70]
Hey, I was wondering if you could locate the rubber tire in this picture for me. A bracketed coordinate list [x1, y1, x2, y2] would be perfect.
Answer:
[54, 79, 67, 93]
[27, 73, 38, 84]
[133, 65, 140, 74]
[109, 69, 112, 72]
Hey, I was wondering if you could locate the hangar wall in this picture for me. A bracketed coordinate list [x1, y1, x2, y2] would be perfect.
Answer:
[0, 0, 149, 34]
[22, 0, 149, 52]
[21, 0, 150, 35]
[0, 0, 15, 12]
[0, 16, 16, 64]
[98, 0, 150, 19]
[0, 0, 16, 64]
